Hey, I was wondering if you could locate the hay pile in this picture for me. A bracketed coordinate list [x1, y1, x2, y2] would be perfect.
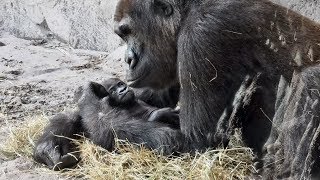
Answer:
[0, 115, 255, 180]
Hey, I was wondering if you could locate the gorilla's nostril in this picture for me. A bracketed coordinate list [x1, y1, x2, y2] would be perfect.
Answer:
[126, 57, 138, 69]
[125, 57, 132, 65]
[129, 58, 138, 69]
[126, 50, 138, 69]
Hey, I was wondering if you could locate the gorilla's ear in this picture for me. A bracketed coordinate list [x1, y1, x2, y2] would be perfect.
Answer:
[153, 0, 173, 17]
[89, 82, 109, 99]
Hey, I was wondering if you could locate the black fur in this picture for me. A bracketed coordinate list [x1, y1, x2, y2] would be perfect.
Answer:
[33, 112, 84, 170]
[133, 84, 180, 108]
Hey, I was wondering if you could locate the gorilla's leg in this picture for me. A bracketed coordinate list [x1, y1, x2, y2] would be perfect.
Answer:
[110, 120, 185, 155]
[34, 111, 84, 170]
[241, 74, 276, 156]
[212, 73, 275, 152]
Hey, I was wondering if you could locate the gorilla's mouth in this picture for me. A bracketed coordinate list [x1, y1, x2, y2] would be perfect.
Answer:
[126, 50, 139, 70]
[120, 89, 134, 102]
[120, 91, 128, 100]
[127, 76, 140, 86]
[126, 70, 149, 87]
[125, 45, 150, 88]
[126, 63, 148, 87]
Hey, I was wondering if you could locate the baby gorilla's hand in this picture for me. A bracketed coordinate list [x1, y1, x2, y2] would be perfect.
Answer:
[148, 108, 180, 128]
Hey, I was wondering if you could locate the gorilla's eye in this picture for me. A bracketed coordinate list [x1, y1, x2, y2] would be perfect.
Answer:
[153, 0, 173, 17]
[117, 81, 125, 86]
[110, 87, 116, 93]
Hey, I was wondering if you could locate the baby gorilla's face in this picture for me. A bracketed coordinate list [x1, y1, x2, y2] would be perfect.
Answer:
[102, 78, 135, 106]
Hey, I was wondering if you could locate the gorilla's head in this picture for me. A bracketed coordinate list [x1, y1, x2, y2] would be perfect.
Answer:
[114, 0, 183, 89]
[102, 78, 135, 106]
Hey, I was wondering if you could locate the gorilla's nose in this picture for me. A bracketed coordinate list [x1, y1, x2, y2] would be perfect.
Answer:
[125, 50, 138, 69]
[119, 86, 127, 94]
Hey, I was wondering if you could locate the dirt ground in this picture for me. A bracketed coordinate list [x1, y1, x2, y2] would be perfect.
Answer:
[0, 34, 126, 179]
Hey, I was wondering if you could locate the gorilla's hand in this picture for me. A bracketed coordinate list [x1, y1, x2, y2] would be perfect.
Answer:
[77, 82, 108, 115]
[33, 112, 83, 170]
[33, 139, 79, 171]
[148, 108, 180, 128]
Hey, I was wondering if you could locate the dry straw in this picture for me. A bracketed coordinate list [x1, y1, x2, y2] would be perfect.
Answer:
[0, 115, 255, 180]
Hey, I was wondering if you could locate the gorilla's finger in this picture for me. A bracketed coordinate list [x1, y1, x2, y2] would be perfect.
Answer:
[52, 153, 79, 170]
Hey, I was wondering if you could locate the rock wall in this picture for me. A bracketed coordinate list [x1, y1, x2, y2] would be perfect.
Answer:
[262, 66, 320, 179]
[0, 0, 319, 53]
[0, 0, 122, 52]
[273, 0, 320, 22]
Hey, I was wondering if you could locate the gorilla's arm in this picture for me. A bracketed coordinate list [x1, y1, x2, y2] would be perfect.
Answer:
[133, 84, 180, 108]
[33, 111, 84, 170]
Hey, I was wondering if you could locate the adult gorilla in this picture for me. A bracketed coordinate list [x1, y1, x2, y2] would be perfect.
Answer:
[114, 0, 320, 178]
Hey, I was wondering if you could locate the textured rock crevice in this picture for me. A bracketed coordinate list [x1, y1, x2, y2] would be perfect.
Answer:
[274, 0, 320, 22]
[263, 66, 320, 179]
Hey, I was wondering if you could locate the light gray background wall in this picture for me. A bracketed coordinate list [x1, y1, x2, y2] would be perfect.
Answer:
[273, 0, 320, 22]
[0, 0, 122, 52]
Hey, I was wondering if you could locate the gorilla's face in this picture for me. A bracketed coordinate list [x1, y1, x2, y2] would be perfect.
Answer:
[114, 0, 182, 89]
[109, 81, 135, 105]
[102, 78, 135, 106]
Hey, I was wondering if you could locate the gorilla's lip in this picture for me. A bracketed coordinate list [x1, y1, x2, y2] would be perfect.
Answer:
[126, 59, 149, 87]
[120, 89, 133, 101]
[119, 90, 129, 100]
[127, 77, 140, 87]
[126, 72, 145, 87]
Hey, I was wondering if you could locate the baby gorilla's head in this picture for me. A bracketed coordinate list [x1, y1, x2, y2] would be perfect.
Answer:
[76, 78, 135, 109]
[101, 78, 135, 106]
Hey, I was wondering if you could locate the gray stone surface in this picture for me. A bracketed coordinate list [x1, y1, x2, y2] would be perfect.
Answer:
[262, 66, 320, 179]
[273, 0, 320, 22]
[0, 0, 122, 52]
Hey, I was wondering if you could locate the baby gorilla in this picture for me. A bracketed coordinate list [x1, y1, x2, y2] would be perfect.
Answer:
[78, 78, 181, 151]
[34, 78, 182, 170]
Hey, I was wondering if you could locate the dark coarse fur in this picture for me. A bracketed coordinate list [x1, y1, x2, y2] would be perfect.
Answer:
[114, 0, 320, 178]
[133, 84, 180, 108]
[78, 78, 182, 153]
[33, 112, 84, 170]
[34, 79, 182, 170]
